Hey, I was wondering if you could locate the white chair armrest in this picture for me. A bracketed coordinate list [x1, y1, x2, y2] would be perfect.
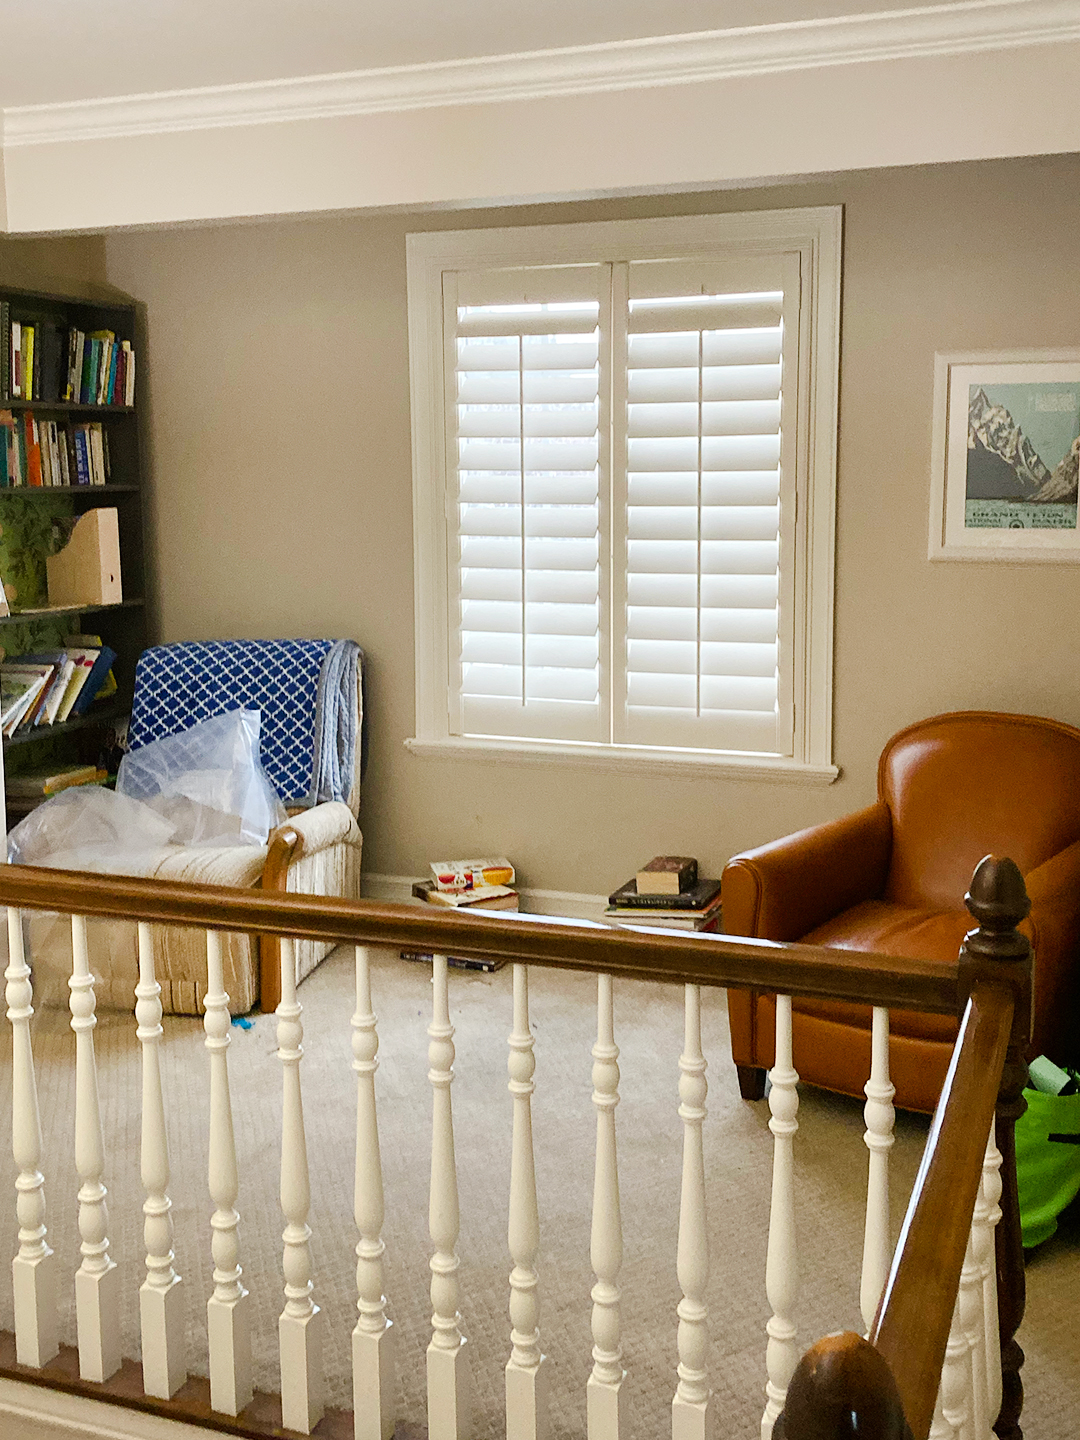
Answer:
[278, 801, 361, 857]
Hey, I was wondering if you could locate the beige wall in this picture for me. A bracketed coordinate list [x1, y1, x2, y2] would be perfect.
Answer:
[103, 154, 1080, 892]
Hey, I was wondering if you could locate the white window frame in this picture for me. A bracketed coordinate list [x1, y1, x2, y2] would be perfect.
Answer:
[406, 207, 841, 785]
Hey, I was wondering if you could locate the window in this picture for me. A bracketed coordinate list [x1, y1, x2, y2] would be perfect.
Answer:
[407, 209, 840, 782]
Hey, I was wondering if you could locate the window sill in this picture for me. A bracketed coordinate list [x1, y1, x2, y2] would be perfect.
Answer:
[404, 736, 840, 785]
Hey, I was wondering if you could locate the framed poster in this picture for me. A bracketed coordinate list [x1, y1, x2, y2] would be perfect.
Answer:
[929, 350, 1080, 562]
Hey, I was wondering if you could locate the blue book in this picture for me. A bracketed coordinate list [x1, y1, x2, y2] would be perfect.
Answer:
[70, 644, 117, 716]
[106, 343, 119, 404]
[73, 427, 90, 485]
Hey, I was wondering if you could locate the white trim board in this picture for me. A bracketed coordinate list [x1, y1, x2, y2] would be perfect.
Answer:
[0, 1376, 216, 1440]
[4, 0, 1076, 146]
[361, 872, 609, 923]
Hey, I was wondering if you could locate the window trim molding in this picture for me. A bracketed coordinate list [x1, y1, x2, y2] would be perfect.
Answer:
[406, 206, 842, 782]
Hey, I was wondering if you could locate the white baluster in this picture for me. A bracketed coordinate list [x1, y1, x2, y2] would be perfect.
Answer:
[672, 984, 712, 1440]
[204, 928, 252, 1417]
[352, 945, 395, 1440]
[428, 953, 470, 1440]
[70, 913, 120, 1382]
[958, 1223, 987, 1440]
[929, 1383, 952, 1440]
[939, 1291, 972, 1440]
[136, 922, 185, 1398]
[761, 995, 799, 1440]
[278, 936, 324, 1435]
[588, 972, 626, 1440]
[980, 1124, 1003, 1434]
[506, 963, 547, 1440]
[6, 906, 58, 1367]
[860, 1006, 895, 1335]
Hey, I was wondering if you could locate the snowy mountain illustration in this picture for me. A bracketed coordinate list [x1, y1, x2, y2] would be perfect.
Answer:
[966, 387, 1051, 500]
[1034, 435, 1080, 504]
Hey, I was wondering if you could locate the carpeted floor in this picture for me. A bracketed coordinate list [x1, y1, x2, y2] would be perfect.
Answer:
[0, 944, 1076, 1438]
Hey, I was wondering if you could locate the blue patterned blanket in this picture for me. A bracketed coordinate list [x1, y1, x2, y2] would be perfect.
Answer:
[128, 639, 363, 808]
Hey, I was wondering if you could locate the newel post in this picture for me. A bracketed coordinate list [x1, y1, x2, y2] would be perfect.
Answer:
[958, 856, 1033, 1440]
[772, 1332, 912, 1440]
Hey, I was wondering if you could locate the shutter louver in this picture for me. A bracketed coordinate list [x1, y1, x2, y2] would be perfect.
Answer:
[618, 259, 795, 756]
[452, 268, 606, 742]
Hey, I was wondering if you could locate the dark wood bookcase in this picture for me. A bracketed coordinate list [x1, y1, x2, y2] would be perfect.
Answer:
[0, 284, 147, 825]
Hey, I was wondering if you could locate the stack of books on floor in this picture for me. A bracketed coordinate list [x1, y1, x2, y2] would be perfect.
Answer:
[0, 410, 111, 487]
[403, 856, 518, 971]
[0, 307, 135, 406]
[606, 855, 722, 931]
[5, 762, 109, 812]
[0, 638, 117, 737]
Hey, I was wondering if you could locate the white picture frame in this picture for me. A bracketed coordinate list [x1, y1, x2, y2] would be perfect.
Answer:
[929, 349, 1080, 562]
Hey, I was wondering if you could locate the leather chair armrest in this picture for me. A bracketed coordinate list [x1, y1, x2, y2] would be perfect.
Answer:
[723, 801, 893, 942]
[1021, 838, 1080, 1067]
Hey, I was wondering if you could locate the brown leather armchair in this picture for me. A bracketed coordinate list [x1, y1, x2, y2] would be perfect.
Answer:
[723, 711, 1080, 1113]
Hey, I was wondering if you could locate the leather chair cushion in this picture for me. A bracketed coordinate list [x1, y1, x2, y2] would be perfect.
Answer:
[794, 899, 972, 1043]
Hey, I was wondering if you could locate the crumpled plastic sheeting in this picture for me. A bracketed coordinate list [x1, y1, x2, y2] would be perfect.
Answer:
[8, 708, 286, 872]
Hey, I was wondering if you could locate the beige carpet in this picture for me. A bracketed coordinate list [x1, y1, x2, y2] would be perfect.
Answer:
[0, 944, 1076, 1438]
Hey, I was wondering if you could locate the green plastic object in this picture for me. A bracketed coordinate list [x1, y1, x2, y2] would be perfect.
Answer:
[1016, 1060, 1080, 1249]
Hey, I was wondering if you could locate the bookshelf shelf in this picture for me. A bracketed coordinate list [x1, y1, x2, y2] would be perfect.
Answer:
[4, 400, 134, 415]
[2, 284, 146, 808]
[3, 699, 129, 749]
[2, 484, 139, 496]
[0, 599, 144, 626]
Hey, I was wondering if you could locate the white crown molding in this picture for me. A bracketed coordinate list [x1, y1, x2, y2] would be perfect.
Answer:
[4, 0, 1078, 147]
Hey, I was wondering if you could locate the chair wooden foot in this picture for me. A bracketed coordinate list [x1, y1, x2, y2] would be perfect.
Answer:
[737, 1065, 768, 1101]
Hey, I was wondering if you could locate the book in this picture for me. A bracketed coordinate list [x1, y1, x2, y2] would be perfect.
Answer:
[400, 949, 506, 974]
[66, 633, 117, 698]
[16, 652, 68, 726]
[430, 856, 516, 892]
[605, 907, 722, 933]
[68, 644, 117, 716]
[635, 855, 698, 896]
[23, 326, 34, 403]
[23, 413, 42, 487]
[10, 322, 20, 399]
[1, 667, 53, 736]
[0, 410, 15, 487]
[54, 650, 96, 722]
[5, 764, 107, 799]
[411, 879, 519, 911]
[608, 877, 722, 911]
[0, 303, 9, 401]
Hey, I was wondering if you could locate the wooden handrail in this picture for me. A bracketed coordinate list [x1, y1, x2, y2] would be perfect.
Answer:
[870, 980, 1011, 1436]
[0, 862, 962, 1013]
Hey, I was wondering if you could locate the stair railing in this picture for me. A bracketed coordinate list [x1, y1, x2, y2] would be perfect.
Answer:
[0, 852, 1029, 1440]
[774, 855, 1031, 1440]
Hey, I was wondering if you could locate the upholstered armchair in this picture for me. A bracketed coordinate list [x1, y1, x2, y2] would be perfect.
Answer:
[27, 639, 364, 1016]
[723, 711, 1080, 1113]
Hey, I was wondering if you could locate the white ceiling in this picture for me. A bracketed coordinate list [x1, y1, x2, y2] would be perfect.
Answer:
[0, 0, 969, 107]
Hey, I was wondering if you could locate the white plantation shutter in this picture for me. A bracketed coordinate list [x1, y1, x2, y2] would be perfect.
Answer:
[436, 241, 814, 760]
[616, 255, 799, 756]
[409, 213, 839, 774]
[450, 267, 607, 742]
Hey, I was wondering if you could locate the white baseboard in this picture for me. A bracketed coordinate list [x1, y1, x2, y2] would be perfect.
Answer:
[0, 1377, 214, 1440]
[360, 871, 608, 922]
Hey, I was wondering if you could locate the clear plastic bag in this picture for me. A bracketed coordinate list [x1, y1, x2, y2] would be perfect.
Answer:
[116, 709, 286, 847]
[7, 784, 177, 872]
[7, 708, 286, 872]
